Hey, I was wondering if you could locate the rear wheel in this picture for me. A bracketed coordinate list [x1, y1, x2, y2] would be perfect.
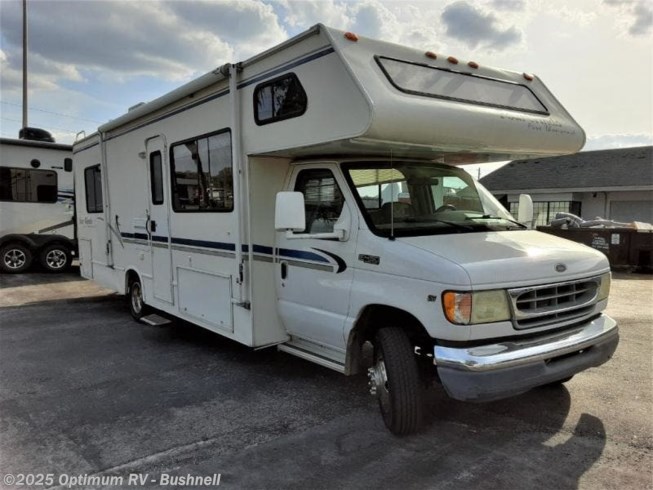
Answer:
[39, 243, 71, 272]
[128, 276, 149, 320]
[0, 243, 33, 273]
[368, 327, 423, 435]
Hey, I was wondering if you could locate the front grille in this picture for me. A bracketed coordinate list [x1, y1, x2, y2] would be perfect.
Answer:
[509, 278, 600, 329]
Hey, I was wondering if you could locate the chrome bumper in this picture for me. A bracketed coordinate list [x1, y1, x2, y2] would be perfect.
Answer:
[434, 314, 619, 402]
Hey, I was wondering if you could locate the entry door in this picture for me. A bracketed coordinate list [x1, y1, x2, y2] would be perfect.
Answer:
[275, 166, 356, 351]
[146, 136, 173, 304]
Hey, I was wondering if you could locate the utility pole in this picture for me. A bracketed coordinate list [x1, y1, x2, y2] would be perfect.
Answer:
[22, 0, 28, 132]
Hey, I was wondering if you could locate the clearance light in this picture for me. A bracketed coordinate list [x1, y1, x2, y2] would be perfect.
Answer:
[523, 72, 534, 81]
[344, 32, 359, 42]
[447, 56, 459, 64]
[425, 51, 437, 59]
[468, 61, 479, 69]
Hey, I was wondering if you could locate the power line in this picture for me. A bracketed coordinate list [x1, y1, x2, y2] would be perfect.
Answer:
[0, 101, 102, 124]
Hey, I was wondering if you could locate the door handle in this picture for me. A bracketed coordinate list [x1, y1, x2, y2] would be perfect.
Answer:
[280, 261, 288, 280]
[149, 220, 157, 233]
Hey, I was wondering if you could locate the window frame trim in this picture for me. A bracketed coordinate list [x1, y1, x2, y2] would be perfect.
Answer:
[375, 55, 549, 116]
[169, 128, 234, 214]
[253, 72, 308, 126]
[0, 165, 59, 204]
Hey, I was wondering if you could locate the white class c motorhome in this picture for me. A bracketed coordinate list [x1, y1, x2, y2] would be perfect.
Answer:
[74, 25, 618, 435]
[1, 130, 75, 273]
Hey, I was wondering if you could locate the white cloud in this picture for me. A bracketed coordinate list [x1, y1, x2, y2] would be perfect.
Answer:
[603, 0, 652, 36]
[440, 1, 522, 50]
[583, 133, 653, 151]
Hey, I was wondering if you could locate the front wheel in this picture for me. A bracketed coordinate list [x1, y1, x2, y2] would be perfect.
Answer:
[368, 327, 423, 435]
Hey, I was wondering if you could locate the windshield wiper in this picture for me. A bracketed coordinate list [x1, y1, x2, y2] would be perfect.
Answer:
[468, 215, 527, 229]
[404, 217, 475, 231]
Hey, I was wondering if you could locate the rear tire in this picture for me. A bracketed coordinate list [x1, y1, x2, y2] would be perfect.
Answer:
[39, 243, 71, 272]
[368, 327, 423, 435]
[128, 276, 149, 320]
[0, 242, 33, 273]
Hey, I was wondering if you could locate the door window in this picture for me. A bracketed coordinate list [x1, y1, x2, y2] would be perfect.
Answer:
[294, 169, 344, 234]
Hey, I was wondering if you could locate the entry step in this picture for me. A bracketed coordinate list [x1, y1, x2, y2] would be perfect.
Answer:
[141, 314, 172, 326]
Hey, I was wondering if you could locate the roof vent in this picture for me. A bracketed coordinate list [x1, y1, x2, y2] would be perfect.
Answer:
[19, 127, 55, 142]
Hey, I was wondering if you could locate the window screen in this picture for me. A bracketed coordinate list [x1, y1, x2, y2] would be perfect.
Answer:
[150, 151, 164, 205]
[376, 56, 548, 115]
[84, 165, 103, 213]
[254, 73, 307, 125]
[0, 166, 58, 203]
[294, 169, 344, 234]
[170, 130, 233, 212]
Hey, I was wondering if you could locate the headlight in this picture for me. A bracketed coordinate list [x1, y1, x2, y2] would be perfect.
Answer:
[597, 272, 611, 302]
[442, 290, 511, 325]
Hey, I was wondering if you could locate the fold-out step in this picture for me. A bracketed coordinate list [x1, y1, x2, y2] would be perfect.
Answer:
[141, 314, 172, 326]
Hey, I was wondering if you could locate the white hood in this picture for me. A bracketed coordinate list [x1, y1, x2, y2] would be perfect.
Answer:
[398, 230, 609, 288]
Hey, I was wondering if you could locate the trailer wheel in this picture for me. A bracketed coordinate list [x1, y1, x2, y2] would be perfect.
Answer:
[0, 242, 33, 273]
[39, 243, 71, 272]
[368, 327, 423, 435]
[128, 276, 149, 320]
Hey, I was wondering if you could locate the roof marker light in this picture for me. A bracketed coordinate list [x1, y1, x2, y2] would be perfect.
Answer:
[447, 56, 459, 64]
[468, 61, 479, 69]
[523, 72, 534, 81]
[425, 51, 437, 59]
[344, 32, 359, 42]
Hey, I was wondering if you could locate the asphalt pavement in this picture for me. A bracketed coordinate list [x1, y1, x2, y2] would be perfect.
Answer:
[0, 270, 651, 489]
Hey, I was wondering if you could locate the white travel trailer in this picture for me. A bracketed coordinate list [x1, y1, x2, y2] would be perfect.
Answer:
[74, 25, 618, 434]
[1, 132, 75, 273]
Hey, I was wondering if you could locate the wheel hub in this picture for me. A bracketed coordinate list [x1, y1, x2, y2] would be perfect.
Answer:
[4, 249, 26, 269]
[368, 360, 388, 396]
[46, 249, 66, 269]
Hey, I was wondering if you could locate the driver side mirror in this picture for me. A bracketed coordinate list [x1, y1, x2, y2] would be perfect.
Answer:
[275, 191, 348, 241]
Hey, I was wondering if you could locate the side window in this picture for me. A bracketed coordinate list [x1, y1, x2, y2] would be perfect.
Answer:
[150, 151, 164, 205]
[294, 169, 344, 234]
[254, 73, 307, 125]
[170, 130, 233, 212]
[0, 166, 57, 203]
[84, 165, 103, 213]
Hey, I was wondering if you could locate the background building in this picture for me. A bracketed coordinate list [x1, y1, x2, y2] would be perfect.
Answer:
[480, 146, 653, 227]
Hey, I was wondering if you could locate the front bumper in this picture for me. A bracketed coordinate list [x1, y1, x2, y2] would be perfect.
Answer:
[434, 314, 619, 402]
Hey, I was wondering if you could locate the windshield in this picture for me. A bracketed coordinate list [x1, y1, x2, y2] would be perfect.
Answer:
[343, 161, 521, 237]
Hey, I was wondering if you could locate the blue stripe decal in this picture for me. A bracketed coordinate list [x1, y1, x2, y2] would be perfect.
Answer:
[119, 233, 330, 265]
[278, 247, 330, 263]
[171, 236, 236, 251]
[238, 47, 336, 89]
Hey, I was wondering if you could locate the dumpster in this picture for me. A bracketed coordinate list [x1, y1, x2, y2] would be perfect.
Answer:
[538, 227, 653, 272]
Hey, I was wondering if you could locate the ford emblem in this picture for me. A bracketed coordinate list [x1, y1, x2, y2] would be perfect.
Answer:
[555, 264, 567, 273]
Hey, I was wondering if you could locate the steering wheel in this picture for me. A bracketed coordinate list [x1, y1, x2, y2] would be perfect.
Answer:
[435, 204, 456, 212]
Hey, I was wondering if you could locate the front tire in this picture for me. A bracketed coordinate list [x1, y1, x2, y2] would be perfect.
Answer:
[39, 243, 71, 272]
[128, 277, 149, 320]
[368, 327, 423, 435]
[0, 242, 33, 273]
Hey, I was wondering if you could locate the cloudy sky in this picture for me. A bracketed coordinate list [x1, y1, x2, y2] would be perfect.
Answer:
[1, 0, 651, 168]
